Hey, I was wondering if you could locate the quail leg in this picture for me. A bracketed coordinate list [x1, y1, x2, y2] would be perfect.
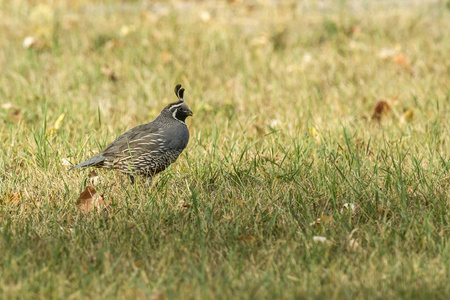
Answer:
[129, 175, 135, 184]
[147, 177, 153, 187]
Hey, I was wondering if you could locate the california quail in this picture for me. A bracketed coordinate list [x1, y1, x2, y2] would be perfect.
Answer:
[69, 84, 193, 185]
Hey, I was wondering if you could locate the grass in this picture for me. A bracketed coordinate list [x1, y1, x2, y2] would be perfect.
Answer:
[0, 0, 449, 299]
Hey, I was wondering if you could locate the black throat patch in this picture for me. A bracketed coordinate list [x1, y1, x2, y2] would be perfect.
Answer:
[175, 108, 189, 122]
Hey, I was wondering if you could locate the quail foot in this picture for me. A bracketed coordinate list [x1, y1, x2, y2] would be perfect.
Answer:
[69, 84, 193, 185]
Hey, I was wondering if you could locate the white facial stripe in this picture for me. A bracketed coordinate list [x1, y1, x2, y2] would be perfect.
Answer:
[169, 102, 184, 111]
[172, 109, 185, 124]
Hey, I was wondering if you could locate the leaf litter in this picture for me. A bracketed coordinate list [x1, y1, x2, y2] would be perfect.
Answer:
[76, 186, 111, 212]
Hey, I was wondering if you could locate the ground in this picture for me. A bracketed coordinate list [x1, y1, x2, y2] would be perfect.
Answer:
[0, 0, 449, 299]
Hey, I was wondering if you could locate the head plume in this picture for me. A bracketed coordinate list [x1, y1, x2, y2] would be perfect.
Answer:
[174, 84, 185, 101]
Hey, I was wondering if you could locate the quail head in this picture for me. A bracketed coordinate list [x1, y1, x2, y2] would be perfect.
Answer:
[69, 84, 193, 185]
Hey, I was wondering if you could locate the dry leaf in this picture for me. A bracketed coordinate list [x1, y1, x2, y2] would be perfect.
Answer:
[119, 25, 136, 37]
[309, 218, 321, 228]
[377, 205, 392, 218]
[47, 113, 65, 135]
[199, 11, 211, 22]
[161, 51, 171, 63]
[267, 119, 281, 128]
[61, 158, 72, 167]
[105, 39, 120, 49]
[313, 236, 332, 246]
[307, 126, 318, 138]
[2, 103, 22, 122]
[101, 66, 118, 81]
[9, 110, 22, 122]
[1, 192, 22, 206]
[310, 216, 333, 228]
[1, 103, 15, 110]
[301, 53, 313, 67]
[47, 112, 65, 135]
[23, 36, 39, 49]
[347, 26, 361, 35]
[348, 238, 359, 251]
[151, 290, 165, 300]
[400, 109, 414, 124]
[76, 186, 110, 212]
[88, 171, 99, 186]
[177, 199, 191, 210]
[135, 260, 142, 268]
[222, 214, 232, 220]
[251, 33, 269, 47]
[341, 203, 356, 213]
[246, 234, 256, 241]
[237, 234, 256, 242]
[231, 199, 247, 207]
[377, 45, 401, 59]
[371, 100, 390, 121]
[393, 53, 410, 68]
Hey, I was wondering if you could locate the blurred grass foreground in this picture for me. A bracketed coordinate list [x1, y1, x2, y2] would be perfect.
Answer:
[0, 0, 449, 299]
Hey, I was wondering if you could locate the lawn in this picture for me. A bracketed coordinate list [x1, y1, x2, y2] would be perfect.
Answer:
[0, 0, 449, 299]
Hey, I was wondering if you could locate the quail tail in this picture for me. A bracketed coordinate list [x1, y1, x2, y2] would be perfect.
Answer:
[68, 154, 106, 171]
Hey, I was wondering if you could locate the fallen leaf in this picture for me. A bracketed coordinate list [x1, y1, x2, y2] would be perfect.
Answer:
[246, 234, 256, 241]
[47, 112, 65, 135]
[53, 112, 65, 129]
[400, 109, 414, 125]
[307, 126, 318, 138]
[135, 260, 142, 268]
[313, 236, 332, 246]
[341, 203, 356, 213]
[309, 218, 321, 228]
[231, 199, 247, 207]
[101, 66, 118, 81]
[161, 51, 171, 63]
[371, 100, 390, 121]
[88, 171, 99, 186]
[301, 53, 313, 67]
[267, 119, 281, 128]
[2, 102, 22, 122]
[105, 39, 120, 49]
[348, 238, 359, 251]
[61, 158, 72, 167]
[237, 234, 256, 242]
[347, 26, 361, 35]
[199, 11, 211, 22]
[222, 214, 232, 220]
[151, 290, 164, 300]
[377, 45, 401, 59]
[1, 103, 16, 110]
[377, 205, 392, 218]
[23, 36, 39, 49]
[393, 53, 410, 68]
[309, 216, 333, 228]
[1, 192, 22, 206]
[119, 24, 136, 37]
[76, 186, 110, 212]
[323, 216, 333, 224]
[251, 33, 269, 47]
[9, 109, 22, 122]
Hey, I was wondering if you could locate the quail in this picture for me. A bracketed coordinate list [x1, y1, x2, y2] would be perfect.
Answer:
[69, 84, 193, 185]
